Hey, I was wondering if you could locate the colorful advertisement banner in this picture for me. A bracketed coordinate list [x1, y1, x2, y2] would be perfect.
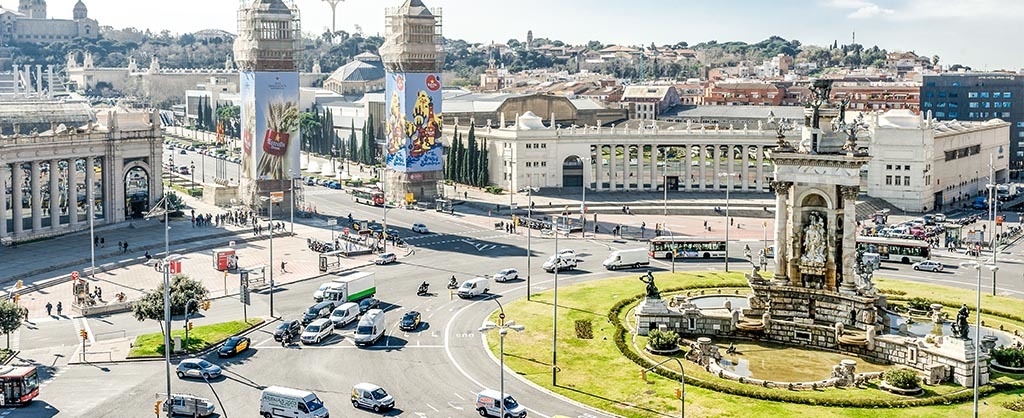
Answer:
[384, 72, 444, 173]
[240, 71, 301, 180]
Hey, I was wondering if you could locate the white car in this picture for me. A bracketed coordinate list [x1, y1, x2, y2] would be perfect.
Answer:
[412, 223, 429, 234]
[912, 260, 943, 272]
[301, 318, 335, 345]
[375, 252, 397, 265]
[493, 268, 519, 282]
[558, 249, 577, 259]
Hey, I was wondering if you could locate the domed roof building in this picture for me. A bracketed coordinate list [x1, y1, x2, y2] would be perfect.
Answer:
[323, 52, 385, 95]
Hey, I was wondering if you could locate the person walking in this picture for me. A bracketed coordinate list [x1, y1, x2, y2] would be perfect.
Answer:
[45, 302, 52, 316]
[280, 261, 288, 274]
[55, 301, 63, 317]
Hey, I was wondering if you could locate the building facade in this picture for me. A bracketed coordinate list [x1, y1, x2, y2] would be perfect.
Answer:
[920, 73, 1023, 173]
[865, 110, 1010, 212]
[0, 0, 98, 44]
[1, 106, 164, 244]
[620, 86, 679, 120]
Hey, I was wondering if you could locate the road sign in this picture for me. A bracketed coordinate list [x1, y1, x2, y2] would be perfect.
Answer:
[343, 227, 350, 235]
[270, 191, 284, 203]
[168, 260, 182, 274]
[71, 271, 80, 281]
[327, 219, 337, 226]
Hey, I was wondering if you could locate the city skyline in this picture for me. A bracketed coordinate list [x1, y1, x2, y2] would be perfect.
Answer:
[16, 0, 1024, 71]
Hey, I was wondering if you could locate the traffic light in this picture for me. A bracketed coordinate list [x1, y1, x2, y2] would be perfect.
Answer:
[188, 321, 194, 331]
[154, 400, 162, 416]
[79, 329, 88, 340]
[12, 294, 18, 304]
[640, 369, 647, 382]
[674, 388, 683, 399]
[200, 300, 211, 311]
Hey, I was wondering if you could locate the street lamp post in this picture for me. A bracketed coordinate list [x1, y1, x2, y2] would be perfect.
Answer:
[552, 215, 560, 386]
[960, 259, 996, 418]
[190, 163, 195, 191]
[382, 169, 388, 253]
[642, 358, 686, 418]
[479, 297, 525, 418]
[201, 151, 206, 184]
[260, 192, 282, 318]
[581, 157, 589, 238]
[985, 154, 999, 296]
[521, 187, 538, 301]
[288, 169, 295, 234]
[718, 172, 737, 272]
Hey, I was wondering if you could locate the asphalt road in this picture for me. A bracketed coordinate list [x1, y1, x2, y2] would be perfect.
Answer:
[12, 145, 1024, 417]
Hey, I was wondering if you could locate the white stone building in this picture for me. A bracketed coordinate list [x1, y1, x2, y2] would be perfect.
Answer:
[0, 0, 98, 44]
[865, 110, 1010, 212]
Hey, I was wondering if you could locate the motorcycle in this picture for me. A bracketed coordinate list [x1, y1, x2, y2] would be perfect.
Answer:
[446, 276, 459, 290]
[417, 282, 430, 296]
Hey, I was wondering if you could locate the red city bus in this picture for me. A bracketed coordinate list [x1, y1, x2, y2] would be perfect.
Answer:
[0, 365, 40, 406]
[351, 188, 385, 206]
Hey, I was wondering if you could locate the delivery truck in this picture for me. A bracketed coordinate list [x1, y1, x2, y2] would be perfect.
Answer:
[321, 271, 376, 303]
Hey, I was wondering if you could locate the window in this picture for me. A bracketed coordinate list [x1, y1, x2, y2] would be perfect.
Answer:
[895, 165, 901, 171]
[526, 144, 532, 149]
[938, 92, 947, 98]
[968, 92, 978, 98]
[935, 112, 945, 117]
[981, 92, 990, 98]
[949, 112, 959, 118]
[885, 175, 892, 185]
[886, 164, 892, 170]
[1004, 112, 1011, 118]
[925, 92, 934, 98]
[1006, 92, 1013, 98]
[969, 102, 979, 108]
[1004, 102, 1012, 108]
[895, 176, 902, 186]
[1018, 122, 1024, 128]
[541, 144, 546, 149]
[994, 92, 1003, 98]
[937, 102, 947, 108]
[994, 102, 1002, 108]
[923, 102, 933, 108]
[904, 176, 910, 186]
[1019, 132, 1024, 138]
[949, 102, 959, 108]
[950, 93, 959, 98]
[541, 161, 547, 167]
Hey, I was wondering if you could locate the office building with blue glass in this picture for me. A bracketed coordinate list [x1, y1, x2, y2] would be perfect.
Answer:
[921, 73, 1024, 175]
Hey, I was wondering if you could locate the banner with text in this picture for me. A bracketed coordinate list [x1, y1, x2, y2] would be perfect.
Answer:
[240, 71, 301, 180]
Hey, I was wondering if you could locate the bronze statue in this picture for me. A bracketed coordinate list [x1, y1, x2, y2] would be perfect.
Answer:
[639, 270, 660, 299]
[952, 304, 971, 339]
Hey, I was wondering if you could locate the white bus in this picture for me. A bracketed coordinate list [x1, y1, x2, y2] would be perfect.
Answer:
[649, 237, 727, 259]
[856, 236, 931, 264]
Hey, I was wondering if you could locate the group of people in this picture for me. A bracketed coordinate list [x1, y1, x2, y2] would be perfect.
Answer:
[114, 241, 130, 254]
[499, 221, 517, 234]
[251, 222, 286, 236]
[191, 212, 217, 227]
[44, 301, 63, 317]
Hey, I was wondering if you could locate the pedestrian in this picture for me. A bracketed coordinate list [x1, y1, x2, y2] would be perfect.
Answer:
[703, 220, 708, 228]
[56, 301, 63, 316]
[124, 241, 129, 253]
[100, 237, 105, 247]
[94, 236, 99, 246]
[117, 241, 123, 251]
[594, 224, 599, 234]
[45, 302, 52, 316]
[464, 191, 468, 199]
[281, 261, 288, 273]
[730, 218, 734, 226]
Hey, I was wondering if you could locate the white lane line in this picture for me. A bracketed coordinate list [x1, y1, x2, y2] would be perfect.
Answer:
[426, 403, 439, 412]
[80, 316, 96, 344]
[446, 401, 464, 410]
[258, 344, 444, 349]
[452, 392, 465, 400]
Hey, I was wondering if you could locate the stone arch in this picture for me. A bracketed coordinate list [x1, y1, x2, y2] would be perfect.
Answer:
[799, 189, 833, 209]
[562, 155, 583, 188]
[123, 160, 153, 219]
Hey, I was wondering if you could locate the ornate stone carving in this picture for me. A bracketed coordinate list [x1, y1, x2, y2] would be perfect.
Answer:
[951, 304, 971, 339]
[840, 185, 860, 201]
[771, 181, 792, 195]
[799, 212, 827, 270]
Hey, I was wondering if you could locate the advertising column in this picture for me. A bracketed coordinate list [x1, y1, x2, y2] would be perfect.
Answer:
[240, 72, 301, 181]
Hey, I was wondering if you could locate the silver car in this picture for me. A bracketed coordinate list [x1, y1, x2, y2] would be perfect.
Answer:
[164, 393, 216, 417]
[493, 268, 519, 282]
[912, 260, 943, 272]
[175, 358, 222, 380]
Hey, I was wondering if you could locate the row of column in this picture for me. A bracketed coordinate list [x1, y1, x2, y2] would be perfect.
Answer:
[1, 157, 100, 238]
[592, 144, 769, 192]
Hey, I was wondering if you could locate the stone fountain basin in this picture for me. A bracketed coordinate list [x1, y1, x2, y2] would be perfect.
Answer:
[886, 315, 1016, 347]
[689, 295, 750, 310]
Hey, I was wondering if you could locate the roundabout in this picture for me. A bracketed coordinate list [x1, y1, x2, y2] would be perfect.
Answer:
[482, 271, 1024, 418]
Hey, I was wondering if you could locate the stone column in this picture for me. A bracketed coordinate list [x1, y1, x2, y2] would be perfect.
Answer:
[68, 158, 78, 227]
[622, 143, 630, 189]
[840, 186, 860, 294]
[0, 164, 8, 237]
[741, 146, 750, 189]
[649, 145, 657, 191]
[30, 161, 41, 231]
[12, 164, 23, 235]
[727, 146, 735, 190]
[684, 146, 693, 191]
[756, 146, 765, 191]
[699, 146, 707, 189]
[712, 146, 721, 189]
[772, 181, 792, 283]
[49, 159, 60, 229]
[609, 145, 618, 191]
[85, 157, 95, 224]
[595, 146, 604, 191]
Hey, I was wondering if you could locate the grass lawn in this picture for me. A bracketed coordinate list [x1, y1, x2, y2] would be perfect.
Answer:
[128, 319, 261, 358]
[487, 271, 1024, 418]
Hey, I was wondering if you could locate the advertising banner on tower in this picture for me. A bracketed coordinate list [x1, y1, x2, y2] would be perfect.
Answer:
[240, 71, 301, 180]
[384, 72, 444, 173]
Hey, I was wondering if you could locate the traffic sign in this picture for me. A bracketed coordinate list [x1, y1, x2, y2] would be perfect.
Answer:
[327, 219, 337, 226]
[270, 191, 285, 203]
[343, 227, 350, 235]
[71, 271, 80, 281]
[168, 260, 182, 274]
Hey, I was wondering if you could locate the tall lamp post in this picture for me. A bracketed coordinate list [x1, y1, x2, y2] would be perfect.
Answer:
[190, 163, 196, 191]
[552, 215, 560, 386]
[288, 169, 295, 234]
[984, 154, 999, 296]
[521, 187, 538, 301]
[479, 297, 525, 418]
[959, 259, 997, 418]
[581, 157, 589, 237]
[718, 172, 738, 272]
[260, 192, 283, 318]
[641, 357, 686, 418]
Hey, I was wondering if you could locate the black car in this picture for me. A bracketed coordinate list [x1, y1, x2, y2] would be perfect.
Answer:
[399, 311, 421, 331]
[303, 301, 337, 325]
[273, 320, 301, 342]
[217, 336, 251, 357]
[359, 297, 380, 314]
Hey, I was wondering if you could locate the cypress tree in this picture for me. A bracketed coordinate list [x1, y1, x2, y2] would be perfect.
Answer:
[348, 121, 356, 164]
[196, 96, 205, 131]
[479, 138, 489, 187]
[366, 114, 377, 165]
[466, 126, 478, 186]
[453, 132, 463, 183]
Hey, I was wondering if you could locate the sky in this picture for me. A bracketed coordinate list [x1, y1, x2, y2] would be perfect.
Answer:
[17, 0, 1024, 71]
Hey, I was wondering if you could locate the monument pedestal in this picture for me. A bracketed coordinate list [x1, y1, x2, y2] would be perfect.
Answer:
[383, 165, 442, 205]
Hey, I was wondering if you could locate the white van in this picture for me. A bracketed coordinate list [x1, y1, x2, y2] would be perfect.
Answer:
[603, 248, 650, 270]
[457, 277, 489, 298]
[259, 386, 329, 418]
[475, 389, 527, 418]
[354, 309, 386, 346]
[329, 302, 360, 327]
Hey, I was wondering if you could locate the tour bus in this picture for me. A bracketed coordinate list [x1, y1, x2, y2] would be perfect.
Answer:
[0, 365, 40, 406]
[351, 188, 385, 206]
[649, 237, 727, 259]
[856, 236, 931, 264]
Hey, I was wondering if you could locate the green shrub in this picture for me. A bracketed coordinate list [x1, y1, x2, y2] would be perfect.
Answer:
[992, 347, 1024, 368]
[484, 186, 504, 195]
[574, 319, 593, 339]
[1004, 399, 1024, 412]
[647, 329, 679, 351]
[905, 297, 934, 312]
[882, 368, 921, 390]
[878, 288, 907, 296]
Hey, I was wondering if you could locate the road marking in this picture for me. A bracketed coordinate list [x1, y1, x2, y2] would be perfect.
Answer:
[452, 392, 464, 400]
[447, 402, 463, 410]
[258, 344, 444, 349]
[426, 403, 439, 412]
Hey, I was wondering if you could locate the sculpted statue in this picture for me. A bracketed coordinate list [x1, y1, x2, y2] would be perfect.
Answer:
[639, 270, 660, 299]
[951, 304, 971, 339]
[799, 213, 827, 266]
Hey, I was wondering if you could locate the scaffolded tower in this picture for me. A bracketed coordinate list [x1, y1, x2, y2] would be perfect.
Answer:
[234, 0, 303, 72]
[378, 0, 446, 204]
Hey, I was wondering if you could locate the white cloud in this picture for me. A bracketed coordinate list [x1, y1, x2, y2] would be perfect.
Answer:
[824, 0, 1024, 20]
[824, 0, 896, 19]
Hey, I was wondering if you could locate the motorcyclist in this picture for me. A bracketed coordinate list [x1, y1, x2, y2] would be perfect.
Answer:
[282, 332, 291, 347]
[448, 275, 458, 288]
[418, 281, 429, 294]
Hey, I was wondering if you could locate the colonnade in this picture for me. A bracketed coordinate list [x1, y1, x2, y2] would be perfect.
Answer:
[0, 156, 105, 239]
[590, 144, 770, 192]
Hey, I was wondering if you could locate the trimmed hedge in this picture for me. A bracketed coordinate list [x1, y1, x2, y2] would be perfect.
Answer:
[992, 347, 1024, 368]
[608, 285, 1015, 408]
[647, 329, 679, 351]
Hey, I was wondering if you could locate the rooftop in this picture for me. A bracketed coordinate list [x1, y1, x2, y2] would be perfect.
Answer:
[660, 105, 804, 120]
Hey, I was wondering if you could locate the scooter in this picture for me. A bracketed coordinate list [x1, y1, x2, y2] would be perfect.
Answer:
[446, 276, 459, 290]
[417, 282, 430, 296]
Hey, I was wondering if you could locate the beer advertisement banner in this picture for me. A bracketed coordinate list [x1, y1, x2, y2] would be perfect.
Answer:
[384, 72, 444, 173]
[240, 71, 301, 180]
